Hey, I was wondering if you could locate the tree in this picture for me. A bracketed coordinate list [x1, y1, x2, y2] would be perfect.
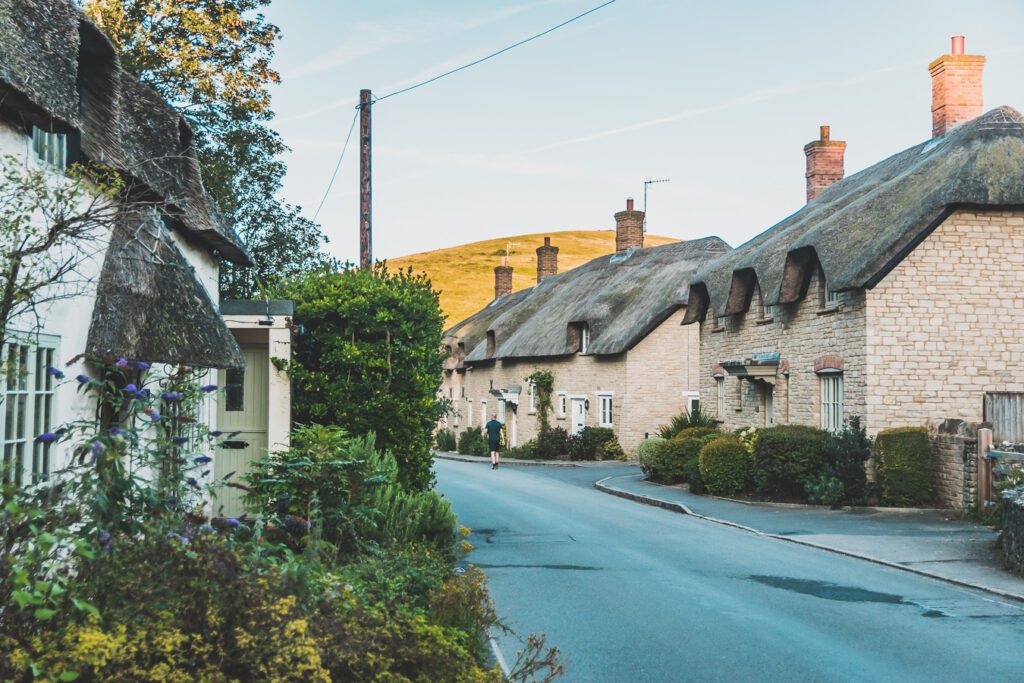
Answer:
[83, 0, 335, 299]
[0, 157, 126, 351]
[276, 263, 447, 491]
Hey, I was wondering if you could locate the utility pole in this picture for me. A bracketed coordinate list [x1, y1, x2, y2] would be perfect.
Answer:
[643, 178, 670, 232]
[359, 89, 373, 269]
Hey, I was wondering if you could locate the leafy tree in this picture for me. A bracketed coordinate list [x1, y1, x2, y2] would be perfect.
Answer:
[277, 263, 447, 491]
[83, 0, 336, 299]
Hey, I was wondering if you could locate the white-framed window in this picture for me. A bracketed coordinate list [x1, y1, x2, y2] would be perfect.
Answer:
[497, 399, 506, 423]
[466, 398, 473, 427]
[684, 391, 700, 415]
[32, 127, 68, 170]
[2, 335, 58, 486]
[480, 400, 488, 426]
[820, 372, 844, 432]
[557, 391, 567, 418]
[580, 324, 590, 354]
[716, 377, 725, 417]
[528, 382, 536, 413]
[824, 288, 839, 308]
[597, 393, 613, 427]
[763, 303, 775, 319]
[762, 384, 775, 427]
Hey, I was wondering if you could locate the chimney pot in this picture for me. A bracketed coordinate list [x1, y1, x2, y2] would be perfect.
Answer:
[929, 35, 985, 138]
[544, 237, 550, 246]
[626, 198, 634, 211]
[614, 199, 644, 253]
[820, 125, 830, 142]
[536, 236, 559, 282]
[951, 34, 965, 55]
[804, 125, 846, 202]
[494, 261, 513, 299]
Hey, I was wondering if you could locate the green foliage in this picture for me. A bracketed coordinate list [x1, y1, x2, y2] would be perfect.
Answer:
[699, 436, 753, 496]
[457, 430, 489, 457]
[657, 408, 719, 439]
[683, 457, 706, 494]
[754, 425, 829, 499]
[641, 429, 720, 484]
[821, 416, 872, 504]
[364, 486, 457, 555]
[805, 474, 846, 507]
[278, 263, 447, 491]
[568, 426, 616, 461]
[536, 427, 569, 459]
[504, 440, 538, 459]
[637, 437, 666, 477]
[732, 426, 759, 454]
[435, 428, 457, 452]
[876, 427, 934, 506]
[598, 435, 627, 461]
[526, 369, 555, 433]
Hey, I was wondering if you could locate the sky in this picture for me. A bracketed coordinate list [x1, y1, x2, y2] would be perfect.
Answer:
[263, 0, 1024, 264]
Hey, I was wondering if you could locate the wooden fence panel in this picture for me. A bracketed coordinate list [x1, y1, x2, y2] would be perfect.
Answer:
[985, 392, 1024, 444]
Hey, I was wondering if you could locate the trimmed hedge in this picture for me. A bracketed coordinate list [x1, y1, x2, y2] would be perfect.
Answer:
[699, 436, 752, 496]
[876, 427, 934, 506]
[683, 457, 705, 494]
[754, 425, 828, 499]
[637, 437, 667, 477]
[568, 426, 616, 461]
[457, 429, 488, 457]
[535, 427, 569, 459]
[642, 431, 720, 484]
[435, 428, 457, 452]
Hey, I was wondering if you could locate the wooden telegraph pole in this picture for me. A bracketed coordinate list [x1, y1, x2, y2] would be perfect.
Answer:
[359, 89, 373, 269]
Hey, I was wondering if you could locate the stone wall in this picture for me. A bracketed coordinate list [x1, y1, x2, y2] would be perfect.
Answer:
[697, 269, 867, 432]
[929, 419, 978, 509]
[866, 210, 1024, 431]
[1001, 487, 1024, 575]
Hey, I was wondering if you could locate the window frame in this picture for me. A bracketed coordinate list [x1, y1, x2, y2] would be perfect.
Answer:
[528, 382, 536, 413]
[596, 392, 613, 428]
[31, 126, 68, 170]
[556, 391, 567, 418]
[580, 324, 591, 354]
[716, 376, 725, 417]
[2, 333, 59, 486]
[819, 371, 844, 433]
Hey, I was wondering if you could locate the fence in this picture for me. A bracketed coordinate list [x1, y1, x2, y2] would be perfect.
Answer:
[984, 392, 1024, 443]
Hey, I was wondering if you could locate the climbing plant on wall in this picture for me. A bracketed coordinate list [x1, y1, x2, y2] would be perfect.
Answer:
[525, 369, 555, 434]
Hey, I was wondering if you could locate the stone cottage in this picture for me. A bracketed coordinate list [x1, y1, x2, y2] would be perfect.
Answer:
[441, 200, 730, 453]
[682, 37, 1024, 506]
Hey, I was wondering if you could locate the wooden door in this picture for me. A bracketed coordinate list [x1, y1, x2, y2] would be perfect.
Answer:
[571, 398, 586, 435]
[215, 346, 269, 518]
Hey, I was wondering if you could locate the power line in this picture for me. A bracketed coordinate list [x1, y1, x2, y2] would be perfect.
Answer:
[312, 107, 359, 221]
[373, 0, 619, 103]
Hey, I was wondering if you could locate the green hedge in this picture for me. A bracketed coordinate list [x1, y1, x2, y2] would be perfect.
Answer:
[435, 428, 457, 452]
[683, 457, 705, 494]
[699, 436, 752, 496]
[637, 437, 667, 477]
[457, 429, 488, 457]
[641, 431, 719, 484]
[876, 427, 934, 506]
[536, 427, 569, 459]
[568, 426, 615, 461]
[754, 425, 828, 499]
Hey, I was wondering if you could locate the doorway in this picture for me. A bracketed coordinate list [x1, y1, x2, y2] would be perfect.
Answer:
[215, 346, 268, 518]
[571, 397, 586, 435]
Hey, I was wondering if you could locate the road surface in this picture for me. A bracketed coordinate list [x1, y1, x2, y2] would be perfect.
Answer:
[435, 460, 1024, 682]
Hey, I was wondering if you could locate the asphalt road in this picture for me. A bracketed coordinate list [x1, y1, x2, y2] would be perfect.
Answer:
[434, 460, 1024, 682]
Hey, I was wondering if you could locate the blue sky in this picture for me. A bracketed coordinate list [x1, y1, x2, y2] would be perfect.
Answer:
[264, 0, 1024, 264]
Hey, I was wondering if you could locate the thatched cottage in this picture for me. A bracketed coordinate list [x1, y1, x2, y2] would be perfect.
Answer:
[441, 201, 730, 452]
[0, 0, 267, 487]
[683, 37, 1024, 506]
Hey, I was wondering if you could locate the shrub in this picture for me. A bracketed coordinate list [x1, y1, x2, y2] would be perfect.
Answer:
[535, 427, 569, 459]
[457, 429, 488, 457]
[677, 426, 719, 440]
[435, 428, 457, 452]
[820, 416, 872, 504]
[365, 486, 458, 554]
[637, 437, 667, 476]
[504, 440, 538, 459]
[699, 436, 753, 496]
[641, 432, 719, 483]
[754, 425, 828, 499]
[806, 474, 845, 507]
[597, 436, 626, 461]
[657, 408, 718, 439]
[876, 427, 934, 506]
[683, 457, 706, 494]
[568, 426, 616, 461]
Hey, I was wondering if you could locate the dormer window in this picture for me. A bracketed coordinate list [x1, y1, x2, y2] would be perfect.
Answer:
[580, 323, 590, 354]
[31, 127, 67, 170]
[819, 268, 839, 309]
[824, 288, 839, 308]
[486, 331, 496, 358]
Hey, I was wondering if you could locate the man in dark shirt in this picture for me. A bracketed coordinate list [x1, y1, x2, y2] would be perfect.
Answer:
[484, 413, 503, 469]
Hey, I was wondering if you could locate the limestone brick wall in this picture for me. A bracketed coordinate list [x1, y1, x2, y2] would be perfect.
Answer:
[929, 419, 978, 509]
[698, 272, 867, 432]
[865, 210, 1024, 432]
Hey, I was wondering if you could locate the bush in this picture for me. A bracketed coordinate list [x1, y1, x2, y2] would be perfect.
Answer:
[876, 427, 934, 506]
[699, 436, 753, 496]
[637, 437, 667, 476]
[821, 416, 872, 504]
[435, 428, 457, 452]
[806, 474, 845, 507]
[457, 429, 488, 457]
[504, 440, 538, 459]
[365, 486, 458, 554]
[657, 408, 718, 439]
[641, 431, 719, 483]
[597, 436, 627, 461]
[683, 457, 706, 494]
[535, 427, 569, 459]
[568, 426, 616, 461]
[754, 425, 828, 499]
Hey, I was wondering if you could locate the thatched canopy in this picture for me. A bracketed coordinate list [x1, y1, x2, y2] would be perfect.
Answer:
[87, 209, 245, 369]
[685, 106, 1024, 321]
[443, 288, 531, 370]
[449, 238, 730, 363]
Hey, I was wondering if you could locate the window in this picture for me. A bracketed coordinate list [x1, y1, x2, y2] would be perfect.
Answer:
[716, 377, 725, 417]
[597, 393, 613, 427]
[820, 373, 844, 432]
[225, 368, 244, 411]
[763, 303, 775, 319]
[480, 400, 487, 426]
[762, 384, 775, 427]
[466, 398, 473, 426]
[529, 382, 536, 413]
[824, 288, 839, 308]
[580, 324, 591, 354]
[2, 338, 57, 485]
[820, 269, 839, 309]
[557, 392, 567, 418]
[497, 399, 506, 423]
[32, 127, 68, 170]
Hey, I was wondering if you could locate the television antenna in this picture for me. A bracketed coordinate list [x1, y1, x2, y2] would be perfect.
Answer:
[643, 178, 670, 231]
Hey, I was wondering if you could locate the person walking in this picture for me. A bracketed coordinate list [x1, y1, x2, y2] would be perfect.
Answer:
[484, 413, 503, 469]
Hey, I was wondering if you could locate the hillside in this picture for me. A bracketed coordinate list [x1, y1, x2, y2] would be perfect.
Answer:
[388, 230, 680, 326]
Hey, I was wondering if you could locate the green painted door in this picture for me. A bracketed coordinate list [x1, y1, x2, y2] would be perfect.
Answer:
[214, 346, 269, 518]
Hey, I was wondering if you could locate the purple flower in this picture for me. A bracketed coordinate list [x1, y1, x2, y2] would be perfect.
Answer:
[194, 455, 212, 465]
[172, 436, 189, 446]
[115, 358, 129, 368]
[161, 391, 182, 402]
[166, 497, 178, 508]
[132, 361, 151, 371]
[222, 470, 236, 481]
[200, 384, 217, 393]
[187, 477, 199, 488]
[90, 441, 105, 457]
[33, 432, 56, 444]
[109, 426, 126, 437]
[98, 531, 111, 545]
[147, 412, 161, 422]
[124, 383, 138, 394]
[199, 524, 215, 534]
[47, 367, 64, 380]
[208, 430, 223, 437]
[226, 518, 240, 528]
[76, 374, 90, 383]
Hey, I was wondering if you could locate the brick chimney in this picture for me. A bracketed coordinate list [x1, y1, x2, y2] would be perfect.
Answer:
[494, 257, 512, 299]
[614, 198, 644, 253]
[803, 125, 846, 202]
[536, 236, 559, 282]
[929, 35, 985, 138]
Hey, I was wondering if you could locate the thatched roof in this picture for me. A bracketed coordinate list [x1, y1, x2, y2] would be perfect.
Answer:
[0, 0, 249, 265]
[443, 288, 531, 370]
[686, 106, 1024, 320]
[450, 237, 731, 363]
[87, 209, 245, 370]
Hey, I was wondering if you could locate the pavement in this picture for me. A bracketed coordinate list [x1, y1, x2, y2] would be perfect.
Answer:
[434, 459, 1024, 682]
[433, 451, 626, 468]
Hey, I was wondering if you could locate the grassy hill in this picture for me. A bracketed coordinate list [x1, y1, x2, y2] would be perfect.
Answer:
[388, 230, 679, 326]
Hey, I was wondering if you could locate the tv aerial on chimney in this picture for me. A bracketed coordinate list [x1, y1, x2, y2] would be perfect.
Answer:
[643, 178, 670, 232]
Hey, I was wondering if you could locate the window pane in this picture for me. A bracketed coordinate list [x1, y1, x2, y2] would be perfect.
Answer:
[225, 368, 244, 411]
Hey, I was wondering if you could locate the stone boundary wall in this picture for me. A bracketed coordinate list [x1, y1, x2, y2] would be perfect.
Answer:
[929, 419, 979, 509]
[1002, 487, 1024, 575]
